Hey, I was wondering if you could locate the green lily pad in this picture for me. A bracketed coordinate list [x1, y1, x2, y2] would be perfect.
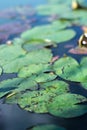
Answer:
[31, 124, 66, 130]
[22, 40, 55, 52]
[21, 22, 75, 44]
[18, 63, 52, 78]
[35, 73, 57, 83]
[41, 80, 69, 94]
[0, 44, 26, 66]
[0, 78, 23, 97]
[13, 38, 25, 45]
[3, 49, 52, 73]
[53, 56, 87, 82]
[6, 78, 69, 113]
[36, 4, 71, 16]
[47, 93, 87, 118]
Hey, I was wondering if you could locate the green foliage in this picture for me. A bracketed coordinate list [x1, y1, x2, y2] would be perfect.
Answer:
[3, 49, 52, 73]
[21, 24, 75, 44]
[47, 93, 87, 118]
[53, 56, 87, 82]
[6, 79, 69, 113]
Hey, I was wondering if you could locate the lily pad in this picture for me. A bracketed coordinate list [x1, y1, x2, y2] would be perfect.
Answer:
[40, 80, 69, 94]
[22, 40, 55, 52]
[0, 78, 23, 97]
[35, 73, 57, 83]
[3, 49, 52, 73]
[47, 93, 87, 118]
[0, 44, 26, 66]
[21, 24, 75, 44]
[36, 4, 71, 16]
[31, 124, 66, 130]
[13, 38, 25, 45]
[53, 56, 87, 82]
[6, 79, 69, 113]
[18, 63, 52, 78]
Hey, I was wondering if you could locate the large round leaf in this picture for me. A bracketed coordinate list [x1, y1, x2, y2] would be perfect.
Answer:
[6, 79, 69, 113]
[21, 23, 75, 44]
[48, 93, 87, 118]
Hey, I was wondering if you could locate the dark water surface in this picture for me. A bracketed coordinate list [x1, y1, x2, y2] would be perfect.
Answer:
[0, 1, 87, 130]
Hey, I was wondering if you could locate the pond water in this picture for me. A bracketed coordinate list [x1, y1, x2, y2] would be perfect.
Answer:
[0, 0, 87, 130]
[0, 0, 46, 10]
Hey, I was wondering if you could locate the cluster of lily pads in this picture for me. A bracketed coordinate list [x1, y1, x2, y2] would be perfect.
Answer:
[37, 0, 87, 26]
[0, 18, 87, 119]
[1, 0, 87, 130]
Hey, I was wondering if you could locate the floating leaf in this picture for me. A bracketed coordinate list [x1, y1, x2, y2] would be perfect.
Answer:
[21, 23, 75, 44]
[18, 63, 52, 78]
[36, 4, 71, 16]
[0, 78, 23, 97]
[13, 38, 25, 45]
[40, 80, 69, 94]
[6, 79, 69, 113]
[48, 93, 87, 118]
[3, 49, 52, 73]
[53, 56, 87, 82]
[22, 40, 55, 52]
[0, 44, 26, 66]
[35, 73, 57, 83]
[31, 124, 66, 130]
